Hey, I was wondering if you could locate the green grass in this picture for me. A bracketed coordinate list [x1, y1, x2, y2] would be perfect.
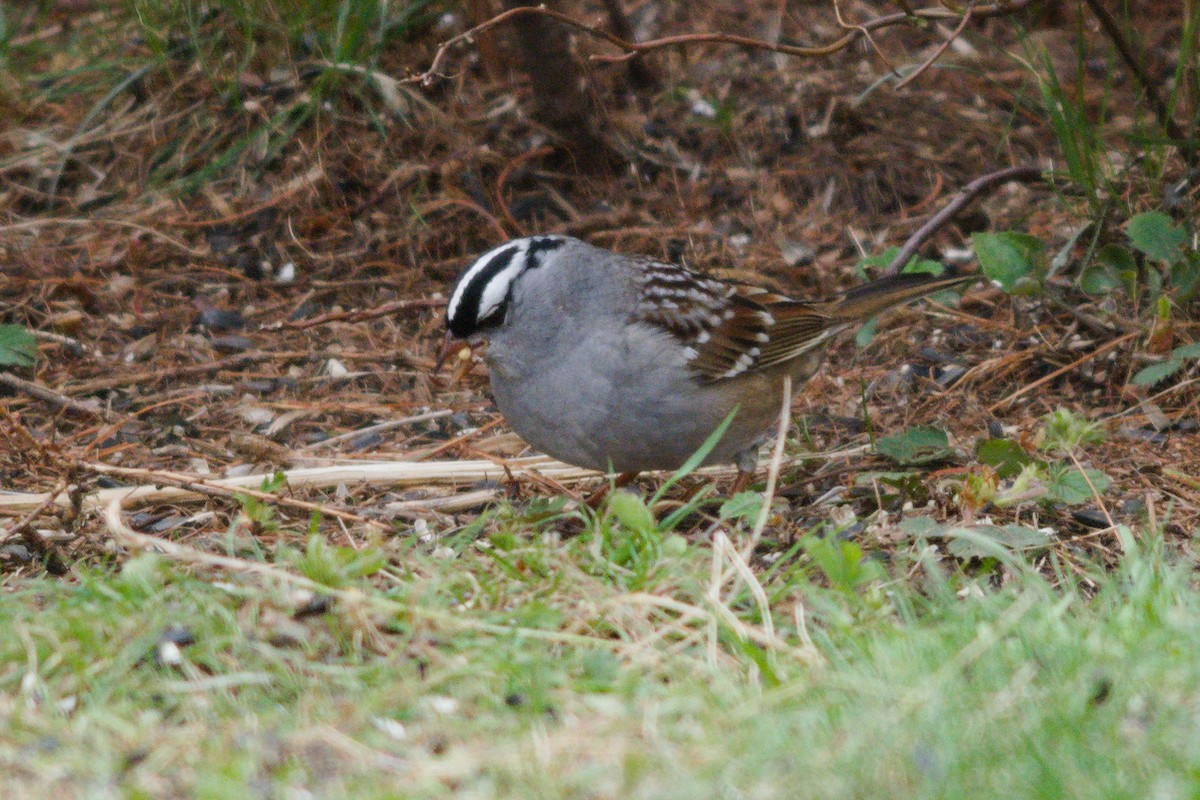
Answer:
[3, 507, 1200, 798]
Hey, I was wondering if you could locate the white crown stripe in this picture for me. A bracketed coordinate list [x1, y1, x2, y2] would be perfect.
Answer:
[476, 241, 530, 322]
[446, 240, 524, 321]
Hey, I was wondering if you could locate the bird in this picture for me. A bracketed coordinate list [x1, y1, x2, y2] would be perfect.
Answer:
[443, 235, 973, 492]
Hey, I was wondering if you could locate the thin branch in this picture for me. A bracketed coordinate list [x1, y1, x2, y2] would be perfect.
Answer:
[894, 6, 973, 90]
[0, 371, 111, 420]
[1080, 0, 1196, 164]
[85, 462, 392, 533]
[885, 164, 1046, 276]
[599, 0, 657, 88]
[273, 298, 442, 331]
[410, 0, 1035, 84]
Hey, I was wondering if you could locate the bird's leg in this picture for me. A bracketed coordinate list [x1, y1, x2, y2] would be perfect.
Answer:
[729, 469, 755, 495]
[583, 472, 638, 509]
[729, 446, 760, 495]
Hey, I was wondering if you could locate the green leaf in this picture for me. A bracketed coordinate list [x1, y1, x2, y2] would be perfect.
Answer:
[1172, 342, 1200, 360]
[896, 518, 1051, 558]
[972, 231, 1044, 293]
[608, 491, 657, 537]
[1078, 264, 1121, 295]
[719, 491, 763, 523]
[854, 316, 879, 347]
[1040, 408, 1105, 453]
[975, 438, 1035, 479]
[1131, 359, 1183, 386]
[1169, 258, 1200, 299]
[1096, 243, 1138, 273]
[857, 247, 944, 278]
[1126, 211, 1186, 264]
[1045, 466, 1110, 505]
[901, 257, 947, 277]
[0, 324, 37, 367]
[944, 525, 1052, 559]
[897, 517, 939, 537]
[875, 426, 952, 466]
[800, 535, 883, 592]
[855, 470, 927, 500]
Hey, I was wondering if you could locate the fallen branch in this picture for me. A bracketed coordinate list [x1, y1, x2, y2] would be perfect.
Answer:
[0, 448, 869, 516]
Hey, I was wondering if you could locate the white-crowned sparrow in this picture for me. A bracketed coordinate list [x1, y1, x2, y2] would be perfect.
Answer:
[444, 235, 972, 483]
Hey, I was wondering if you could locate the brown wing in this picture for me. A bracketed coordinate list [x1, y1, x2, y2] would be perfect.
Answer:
[633, 260, 978, 383]
[634, 261, 843, 382]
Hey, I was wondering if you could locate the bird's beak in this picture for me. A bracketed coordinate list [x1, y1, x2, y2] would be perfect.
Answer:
[436, 332, 484, 387]
[434, 331, 467, 372]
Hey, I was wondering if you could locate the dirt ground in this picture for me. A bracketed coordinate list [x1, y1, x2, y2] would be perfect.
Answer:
[2, 0, 1198, 574]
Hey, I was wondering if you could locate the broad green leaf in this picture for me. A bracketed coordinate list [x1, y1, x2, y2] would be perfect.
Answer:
[1172, 342, 1200, 359]
[972, 231, 1044, 293]
[975, 438, 1036, 479]
[719, 491, 763, 523]
[944, 525, 1052, 559]
[608, 490, 657, 537]
[1078, 264, 1121, 295]
[896, 518, 1051, 558]
[875, 426, 952, 466]
[1131, 360, 1183, 386]
[1046, 466, 1110, 505]
[857, 247, 944, 278]
[897, 517, 939, 537]
[1126, 211, 1186, 264]
[0, 324, 37, 367]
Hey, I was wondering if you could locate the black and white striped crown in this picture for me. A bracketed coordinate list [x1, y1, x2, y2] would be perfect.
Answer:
[445, 236, 568, 338]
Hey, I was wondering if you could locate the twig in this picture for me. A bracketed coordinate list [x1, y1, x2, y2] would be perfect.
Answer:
[272, 298, 443, 331]
[0, 217, 206, 258]
[30, 329, 98, 358]
[64, 351, 320, 395]
[411, 0, 1034, 84]
[0, 479, 68, 546]
[0, 371, 110, 419]
[172, 166, 326, 229]
[84, 463, 391, 532]
[46, 62, 159, 204]
[103, 497, 333, 592]
[407, 416, 506, 461]
[1080, 0, 1196, 165]
[988, 331, 1138, 412]
[893, 7, 974, 90]
[300, 410, 454, 451]
[885, 164, 1046, 276]
[599, 0, 657, 88]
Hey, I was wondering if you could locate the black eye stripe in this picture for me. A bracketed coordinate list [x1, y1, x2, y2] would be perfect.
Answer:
[446, 245, 520, 338]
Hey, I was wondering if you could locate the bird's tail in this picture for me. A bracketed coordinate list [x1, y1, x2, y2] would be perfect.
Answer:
[831, 272, 976, 322]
